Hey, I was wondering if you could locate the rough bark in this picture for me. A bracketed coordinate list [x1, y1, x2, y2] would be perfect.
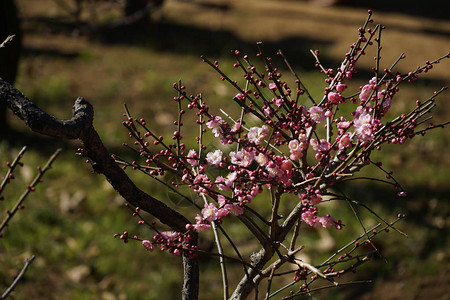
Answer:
[0, 0, 22, 135]
[0, 79, 199, 300]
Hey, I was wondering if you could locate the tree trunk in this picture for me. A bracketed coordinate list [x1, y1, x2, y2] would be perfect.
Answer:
[124, 0, 164, 24]
[0, 0, 22, 136]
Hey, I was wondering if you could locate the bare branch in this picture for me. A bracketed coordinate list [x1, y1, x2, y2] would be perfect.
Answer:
[1, 256, 35, 300]
[0, 79, 199, 300]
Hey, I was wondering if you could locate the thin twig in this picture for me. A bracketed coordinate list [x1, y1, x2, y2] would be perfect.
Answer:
[1, 255, 36, 300]
[0, 35, 15, 48]
[0, 149, 62, 233]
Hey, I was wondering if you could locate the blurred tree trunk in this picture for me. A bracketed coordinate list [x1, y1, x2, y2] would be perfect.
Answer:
[124, 0, 164, 24]
[0, 0, 22, 136]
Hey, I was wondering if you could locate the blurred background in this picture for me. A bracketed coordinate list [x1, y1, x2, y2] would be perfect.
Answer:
[0, 0, 449, 299]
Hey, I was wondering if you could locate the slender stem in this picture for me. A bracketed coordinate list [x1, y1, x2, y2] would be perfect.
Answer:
[211, 222, 228, 299]
[269, 189, 280, 240]
[264, 268, 276, 300]
[278, 49, 316, 105]
[1, 256, 36, 300]
[201, 191, 229, 300]
[0, 146, 27, 194]
[0, 149, 62, 233]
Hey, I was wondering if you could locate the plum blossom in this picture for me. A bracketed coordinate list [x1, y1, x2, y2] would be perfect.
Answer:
[359, 84, 373, 101]
[231, 122, 242, 133]
[288, 135, 308, 160]
[378, 90, 392, 113]
[234, 93, 246, 101]
[215, 172, 237, 191]
[264, 156, 293, 187]
[206, 115, 224, 137]
[160, 231, 178, 240]
[230, 149, 254, 167]
[206, 149, 222, 166]
[142, 240, 154, 252]
[318, 215, 334, 228]
[310, 139, 331, 152]
[310, 193, 322, 205]
[274, 98, 284, 108]
[217, 195, 244, 216]
[336, 83, 347, 93]
[327, 92, 343, 104]
[264, 106, 273, 118]
[301, 211, 318, 227]
[187, 149, 198, 167]
[337, 132, 352, 149]
[201, 203, 219, 222]
[248, 125, 269, 145]
[308, 106, 326, 123]
[217, 194, 227, 207]
[268, 82, 277, 91]
[288, 139, 303, 160]
[193, 173, 210, 185]
[193, 222, 211, 232]
[337, 120, 351, 134]
[353, 106, 376, 142]
[255, 153, 269, 166]
[225, 204, 244, 216]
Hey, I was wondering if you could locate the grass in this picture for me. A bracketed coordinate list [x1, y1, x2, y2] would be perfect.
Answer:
[1, 0, 449, 299]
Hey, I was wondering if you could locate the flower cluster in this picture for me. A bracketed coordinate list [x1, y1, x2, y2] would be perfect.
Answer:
[118, 16, 448, 295]
[130, 45, 447, 245]
[112, 12, 450, 299]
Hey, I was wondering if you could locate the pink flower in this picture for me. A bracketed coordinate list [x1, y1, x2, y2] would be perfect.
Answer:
[337, 120, 351, 131]
[217, 207, 230, 218]
[280, 159, 292, 171]
[327, 92, 343, 104]
[206, 115, 224, 137]
[248, 125, 269, 145]
[336, 83, 347, 93]
[353, 107, 375, 142]
[288, 139, 303, 160]
[310, 139, 331, 152]
[225, 204, 244, 216]
[310, 193, 322, 205]
[255, 153, 269, 166]
[338, 132, 352, 149]
[160, 231, 178, 240]
[187, 149, 198, 167]
[193, 222, 211, 232]
[274, 98, 284, 108]
[269, 82, 277, 91]
[206, 149, 222, 166]
[201, 203, 219, 222]
[308, 106, 326, 123]
[382, 97, 391, 113]
[230, 149, 254, 167]
[318, 215, 334, 228]
[301, 211, 318, 227]
[359, 84, 373, 101]
[216, 172, 237, 191]
[266, 161, 283, 178]
[378, 90, 391, 113]
[193, 173, 209, 185]
[217, 194, 227, 207]
[264, 106, 273, 118]
[231, 122, 241, 133]
[142, 240, 154, 252]
[234, 93, 246, 101]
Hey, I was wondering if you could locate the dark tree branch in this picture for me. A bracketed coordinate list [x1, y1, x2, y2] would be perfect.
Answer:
[0, 79, 199, 300]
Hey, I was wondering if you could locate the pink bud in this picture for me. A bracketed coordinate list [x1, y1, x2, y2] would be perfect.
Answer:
[269, 83, 277, 91]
